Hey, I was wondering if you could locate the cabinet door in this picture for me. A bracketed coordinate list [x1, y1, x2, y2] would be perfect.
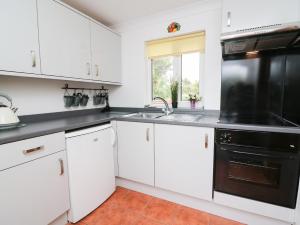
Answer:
[222, 0, 300, 33]
[0, 0, 40, 74]
[91, 22, 122, 83]
[0, 151, 70, 225]
[117, 121, 154, 185]
[38, 0, 91, 79]
[155, 124, 214, 200]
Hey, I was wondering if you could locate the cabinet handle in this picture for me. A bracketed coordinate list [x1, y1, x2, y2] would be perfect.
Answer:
[59, 158, 64, 176]
[31, 50, 36, 67]
[227, 11, 231, 27]
[95, 65, 99, 76]
[146, 128, 150, 142]
[205, 134, 208, 149]
[23, 146, 44, 155]
[86, 62, 91, 75]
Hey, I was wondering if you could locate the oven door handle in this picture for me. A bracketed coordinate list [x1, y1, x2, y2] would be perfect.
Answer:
[219, 147, 298, 160]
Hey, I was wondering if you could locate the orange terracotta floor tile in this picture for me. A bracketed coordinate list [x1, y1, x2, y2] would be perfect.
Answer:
[174, 205, 210, 225]
[143, 197, 180, 224]
[68, 187, 245, 225]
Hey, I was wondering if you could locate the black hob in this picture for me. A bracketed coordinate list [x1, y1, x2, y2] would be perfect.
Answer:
[218, 114, 298, 127]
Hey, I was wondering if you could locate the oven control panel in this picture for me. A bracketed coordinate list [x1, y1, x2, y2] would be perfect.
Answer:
[219, 132, 232, 143]
[215, 128, 300, 152]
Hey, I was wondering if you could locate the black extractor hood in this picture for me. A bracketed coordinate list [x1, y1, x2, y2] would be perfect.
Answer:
[221, 22, 300, 55]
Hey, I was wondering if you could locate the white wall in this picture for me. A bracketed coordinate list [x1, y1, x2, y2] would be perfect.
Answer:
[110, 0, 222, 110]
[0, 75, 116, 116]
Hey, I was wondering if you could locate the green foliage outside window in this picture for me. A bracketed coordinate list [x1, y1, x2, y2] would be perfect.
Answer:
[152, 53, 201, 103]
[152, 57, 173, 101]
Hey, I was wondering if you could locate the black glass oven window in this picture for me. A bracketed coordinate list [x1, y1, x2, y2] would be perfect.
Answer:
[228, 160, 281, 187]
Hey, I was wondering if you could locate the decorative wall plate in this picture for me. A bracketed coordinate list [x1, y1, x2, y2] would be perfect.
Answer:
[167, 22, 181, 33]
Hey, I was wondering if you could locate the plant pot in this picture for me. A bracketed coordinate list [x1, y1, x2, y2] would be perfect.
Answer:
[172, 102, 178, 108]
[190, 100, 196, 109]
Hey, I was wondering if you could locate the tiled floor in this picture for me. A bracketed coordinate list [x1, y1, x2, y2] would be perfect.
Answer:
[68, 187, 244, 225]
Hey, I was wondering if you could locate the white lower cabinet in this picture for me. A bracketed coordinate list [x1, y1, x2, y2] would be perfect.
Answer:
[117, 121, 154, 186]
[0, 151, 69, 225]
[155, 124, 214, 200]
[0, 133, 69, 225]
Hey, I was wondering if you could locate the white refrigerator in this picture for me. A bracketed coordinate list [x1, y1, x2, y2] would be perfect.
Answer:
[65, 123, 116, 223]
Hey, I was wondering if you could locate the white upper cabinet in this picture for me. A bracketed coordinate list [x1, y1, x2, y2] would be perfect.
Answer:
[0, 0, 40, 74]
[117, 121, 154, 186]
[222, 0, 300, 33]
[91, 22, 122, 83]
[155, 124, 214, 200]
[37, 0, 92, 79]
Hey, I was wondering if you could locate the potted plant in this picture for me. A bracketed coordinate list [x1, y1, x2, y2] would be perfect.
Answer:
[171, 80, 179, 108]
[189, 94, 201, 109]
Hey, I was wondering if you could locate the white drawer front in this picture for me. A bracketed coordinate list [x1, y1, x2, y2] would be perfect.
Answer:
[0, 132, 65, 170]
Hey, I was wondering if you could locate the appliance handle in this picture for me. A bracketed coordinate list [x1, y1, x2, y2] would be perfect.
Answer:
[111, 127, 116, 147]
[218, 146, 298, 160]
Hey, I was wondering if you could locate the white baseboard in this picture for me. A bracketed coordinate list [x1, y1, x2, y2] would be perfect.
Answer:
[214, 191, 295, 223]
[49, 212, 68, 225]
[116, 177, 293, 225]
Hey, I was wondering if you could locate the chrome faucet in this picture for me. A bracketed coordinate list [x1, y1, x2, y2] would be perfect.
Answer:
[153, 97, 173, 115]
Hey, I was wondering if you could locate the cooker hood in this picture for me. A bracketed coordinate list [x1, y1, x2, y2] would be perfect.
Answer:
[221, 22, 300, 55]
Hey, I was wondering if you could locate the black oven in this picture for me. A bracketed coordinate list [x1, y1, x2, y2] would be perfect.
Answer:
[214, 129, 300, 208]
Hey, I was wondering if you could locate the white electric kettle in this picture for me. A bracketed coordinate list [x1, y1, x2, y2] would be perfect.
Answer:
[0, 93, 20, 127]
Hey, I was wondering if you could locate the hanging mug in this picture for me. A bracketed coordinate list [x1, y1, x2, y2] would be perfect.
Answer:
[64, 89, 74, 107]
[80, 93, 89, 106]
[73, 92, 82, 107]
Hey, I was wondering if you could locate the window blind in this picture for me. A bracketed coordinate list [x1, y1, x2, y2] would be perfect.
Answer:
[146, 32, 205, 59]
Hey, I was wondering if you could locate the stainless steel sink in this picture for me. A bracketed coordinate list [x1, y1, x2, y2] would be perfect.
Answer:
[122, 112, 165, 119]
[159, 114, 203, 122]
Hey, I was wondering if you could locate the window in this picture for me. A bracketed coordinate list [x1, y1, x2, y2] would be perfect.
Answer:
[152, 52, 202, 102]
[146, 32, 205, 106]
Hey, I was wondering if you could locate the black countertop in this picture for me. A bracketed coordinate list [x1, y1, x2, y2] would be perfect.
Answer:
[1, 108, 300, 145]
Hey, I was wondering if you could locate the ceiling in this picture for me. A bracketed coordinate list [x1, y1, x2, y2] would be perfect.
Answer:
[62, 0, 202, 27]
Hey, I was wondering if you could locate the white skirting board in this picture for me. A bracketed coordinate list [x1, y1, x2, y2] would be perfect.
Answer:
[214, 191, 295, 223]
[116, 177, 293, 225]
[49, 212, 68, 225]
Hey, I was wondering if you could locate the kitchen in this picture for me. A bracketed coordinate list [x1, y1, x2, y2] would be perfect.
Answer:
[1, 0, 300, 225]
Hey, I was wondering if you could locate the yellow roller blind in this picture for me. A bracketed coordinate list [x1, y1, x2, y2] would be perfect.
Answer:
[146, 32, 205, 59]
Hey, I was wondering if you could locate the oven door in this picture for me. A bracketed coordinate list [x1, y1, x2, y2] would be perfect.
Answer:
[214, 144, 300, 208]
